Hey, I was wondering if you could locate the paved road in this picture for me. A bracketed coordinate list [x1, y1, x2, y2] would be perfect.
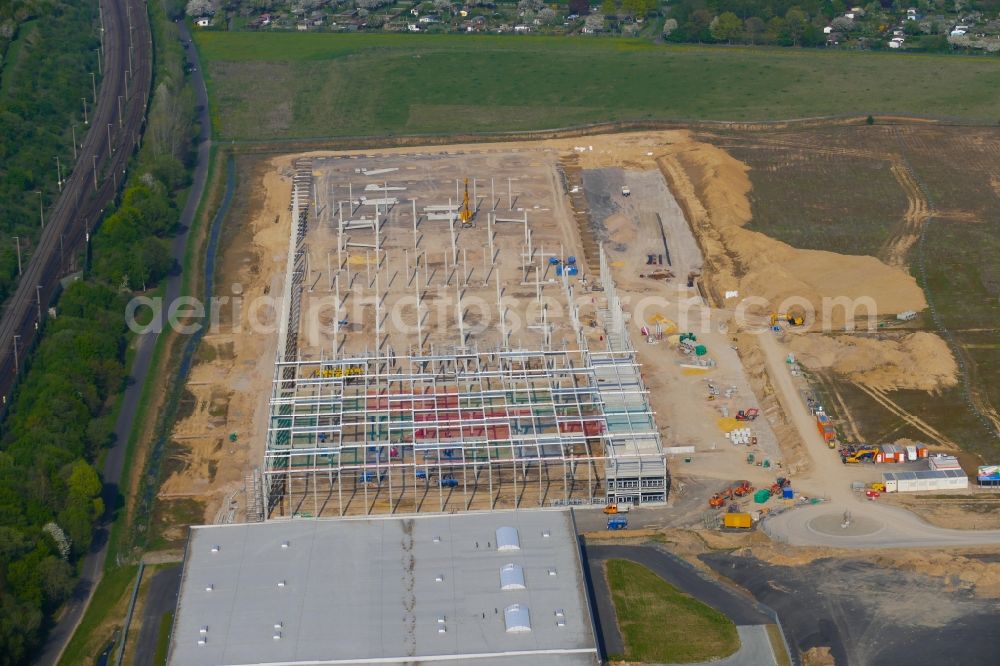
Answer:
[583, 544, 776, 662]
[34, 19, 211, 666]
[132, 565, 182, 666]
[0, 0, 152, 408]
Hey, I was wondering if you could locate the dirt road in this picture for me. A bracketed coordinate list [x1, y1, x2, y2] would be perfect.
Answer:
[755, 330, 1000, 549]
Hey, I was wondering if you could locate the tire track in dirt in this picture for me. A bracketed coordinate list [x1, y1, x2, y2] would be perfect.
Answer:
[892, 129, 1000, 445]
[852, 382, 951, 447]
[881, 163, 931, 267]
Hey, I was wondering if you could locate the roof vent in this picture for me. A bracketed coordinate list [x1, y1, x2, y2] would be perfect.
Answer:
[205, 584, 214, 592]
[499, 563, 526, 590]
[200, 626, 208, 635]
[197, 638, 207, 646]
[433, 536, 441, 543]
[273, 632, 282, 641]
[503, 604, 531, 633]
[496, 526, 520, 551]
[437, 616, 447, 624]
[281, 541, 290, 549]
[434, 574, 444, 583]
[542, 530, 551, 538]
[211, 545, 220, 553]
[274, 622, 283, 629]
[548, 568, 558, 576]
[438, 626, 447, 634]
[277, 580, 286, 588]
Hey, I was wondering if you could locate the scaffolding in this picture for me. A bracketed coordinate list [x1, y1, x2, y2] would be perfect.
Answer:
[262, 158, 668, 518]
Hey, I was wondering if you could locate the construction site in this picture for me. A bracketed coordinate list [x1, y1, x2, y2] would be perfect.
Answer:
[259, 150, 667, 518]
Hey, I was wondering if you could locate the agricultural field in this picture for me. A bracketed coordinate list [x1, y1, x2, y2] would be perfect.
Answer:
[193, 32, 1000, 140]
[700, 124, 1000, 459]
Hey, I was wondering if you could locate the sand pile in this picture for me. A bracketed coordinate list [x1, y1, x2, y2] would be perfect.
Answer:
[788, 332, 958, 392]
[656, 133, 927, 322]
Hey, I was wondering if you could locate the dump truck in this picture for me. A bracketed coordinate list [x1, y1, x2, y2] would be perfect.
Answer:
[603, 503, 630, 514]
[607, 517, 628, 530]
[723, 513, 753, 529]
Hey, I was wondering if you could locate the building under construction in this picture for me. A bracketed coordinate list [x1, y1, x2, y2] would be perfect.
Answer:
[260, 153, 667, 518]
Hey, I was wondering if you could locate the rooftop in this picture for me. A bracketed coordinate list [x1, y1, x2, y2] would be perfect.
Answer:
[168, 509, 599, 665]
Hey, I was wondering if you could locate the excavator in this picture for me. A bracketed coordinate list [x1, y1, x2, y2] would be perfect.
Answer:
[841, 447, 879, 464]
[709, 481, 754, 508]
[770, 312, 804, 327]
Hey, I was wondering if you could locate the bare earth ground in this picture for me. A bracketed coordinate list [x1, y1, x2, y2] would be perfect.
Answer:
[158, 129, 967, 526]
[159, 157, 290, 524]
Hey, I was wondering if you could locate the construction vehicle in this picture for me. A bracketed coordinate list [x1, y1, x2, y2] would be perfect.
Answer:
[440, 474, 459, 488]
[841, 447, 879, 464]
[736, 408, 759, 421]
[733, 480, 754, 497]
[815, 407, 837, 447]
[770, 312, 805, 327]
[709, 493, 727, 509]
[620, 185, 630, 197]
[459, 178, 474, 227]
[603, 503, 629, 514]
[607, 516, 628, 530]
[868, 482, 886, 492]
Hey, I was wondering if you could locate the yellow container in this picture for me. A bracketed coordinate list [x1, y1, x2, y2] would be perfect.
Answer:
[723, 513, 753, 529]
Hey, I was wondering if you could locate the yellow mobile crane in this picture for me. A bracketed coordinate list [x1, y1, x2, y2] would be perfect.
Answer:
[459, 178, 474, 227]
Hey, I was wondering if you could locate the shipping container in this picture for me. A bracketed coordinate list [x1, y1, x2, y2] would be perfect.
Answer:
[782, 487, 794, 499]
[723, 513, 753, 529]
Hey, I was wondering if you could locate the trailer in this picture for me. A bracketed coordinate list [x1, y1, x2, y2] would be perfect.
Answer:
[607, 517, 628, 530]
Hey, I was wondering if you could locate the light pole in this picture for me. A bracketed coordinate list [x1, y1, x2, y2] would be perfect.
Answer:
[107, 123, 113, 154]
[13, 237, 21, 276]
[55, 156, 63, 192]
[35, 191, 44, 228]
[92, 155, 98, 191]
[118, 96, 123, 128]
[82, 97, 88, 125]
[13, 335, 20, 375]
[36, 285, 42, 322]
[96, 49, 102, 75]
[71, 124, 78, 160]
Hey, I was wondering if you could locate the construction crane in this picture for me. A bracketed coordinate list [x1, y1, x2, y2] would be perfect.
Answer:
[459, 177, 474, 228]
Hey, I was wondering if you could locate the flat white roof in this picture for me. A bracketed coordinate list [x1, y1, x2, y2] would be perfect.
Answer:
[168, 509, 598, 665]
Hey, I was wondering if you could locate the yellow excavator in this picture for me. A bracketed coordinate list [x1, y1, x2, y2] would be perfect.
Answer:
[770, 312, 804, 327]
[841, 447, 879, 464]
[459, 178, 474, 228]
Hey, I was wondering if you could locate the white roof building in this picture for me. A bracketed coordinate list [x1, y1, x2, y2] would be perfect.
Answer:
[168, 509, 599, 665]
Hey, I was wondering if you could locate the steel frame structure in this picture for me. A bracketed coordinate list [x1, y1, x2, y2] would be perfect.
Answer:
[261, 161, 667, 518]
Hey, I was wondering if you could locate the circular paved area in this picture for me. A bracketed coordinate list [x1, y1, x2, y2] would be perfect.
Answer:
[807, 512, 884, 537]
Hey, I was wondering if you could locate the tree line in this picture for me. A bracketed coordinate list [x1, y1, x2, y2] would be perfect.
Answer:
[0, 0, 101, 303]
[0, 0, 195, 661]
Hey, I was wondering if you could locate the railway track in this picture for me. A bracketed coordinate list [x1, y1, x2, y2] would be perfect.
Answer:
[0, 0, 152, 409]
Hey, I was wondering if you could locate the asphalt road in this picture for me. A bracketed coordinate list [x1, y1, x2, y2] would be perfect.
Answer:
[132, 565, 182, 666]
[583, 544, 775, 662]
[0, 0, 153, 409]
[34, 17, 211, 666]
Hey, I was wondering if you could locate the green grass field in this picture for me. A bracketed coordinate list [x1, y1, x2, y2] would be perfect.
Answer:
[605, 558, 739, 663]
[194, 32, 1000, 140]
